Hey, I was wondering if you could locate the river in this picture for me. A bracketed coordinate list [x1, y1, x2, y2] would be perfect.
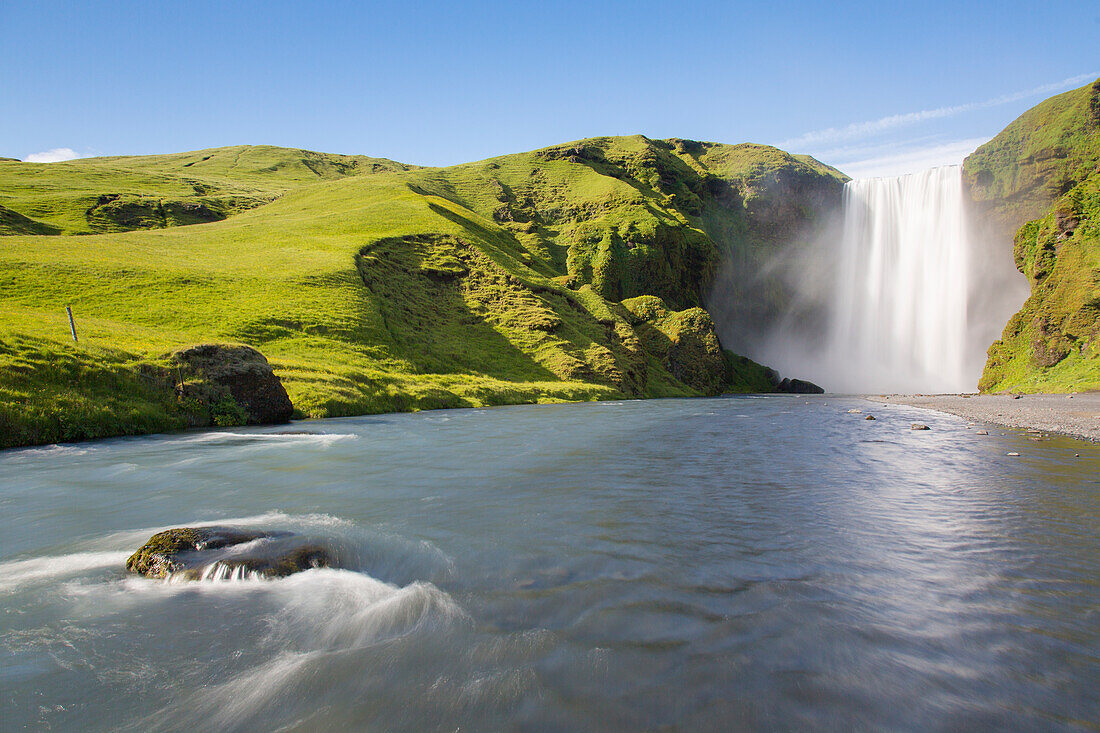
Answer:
[2, 396, 1097, 730]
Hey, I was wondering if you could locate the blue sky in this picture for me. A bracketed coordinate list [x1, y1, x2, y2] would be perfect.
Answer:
[2, 1, 1097, 177]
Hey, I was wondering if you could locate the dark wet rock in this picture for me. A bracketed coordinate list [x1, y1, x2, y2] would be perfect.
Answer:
[173, 344, 294, 425]
[865, 415, 876, 420]
[126, 526, 332, 580]
[776, 377, 825, 394]
[763, 368, 825, 394]
[911, 423, 931, 430]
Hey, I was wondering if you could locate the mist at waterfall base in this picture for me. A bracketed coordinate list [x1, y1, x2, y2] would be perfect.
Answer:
[713, 166, 1028, 393]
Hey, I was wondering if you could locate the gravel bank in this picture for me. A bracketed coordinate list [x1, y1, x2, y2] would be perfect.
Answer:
[866, 393, 1100, 442]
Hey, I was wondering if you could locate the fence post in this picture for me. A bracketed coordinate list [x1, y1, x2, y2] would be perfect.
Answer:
[66, 305, 78, 342]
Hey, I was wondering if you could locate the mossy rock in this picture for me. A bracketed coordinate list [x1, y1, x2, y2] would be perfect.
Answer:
[621, 296, 728, 393]
[126, 526, 333, 580]
[173, 344, 294, 425]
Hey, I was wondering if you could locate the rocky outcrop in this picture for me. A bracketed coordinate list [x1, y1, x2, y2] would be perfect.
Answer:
[173, 344, 294, 425]
[762, 367, 825, 394]
[126, 526, 332, 580]
[964, 79, 1100, 240]
[775, 377, 825, 394]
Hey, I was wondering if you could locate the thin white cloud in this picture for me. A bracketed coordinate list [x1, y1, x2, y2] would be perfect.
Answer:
[838, 137, 991, 180]
[777, 72, 1098, 150]
[811, 133, 951, 165]
[24, 147, 80, 163]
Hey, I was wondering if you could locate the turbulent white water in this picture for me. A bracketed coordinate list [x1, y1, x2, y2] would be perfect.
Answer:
[821, 166, 973, 392]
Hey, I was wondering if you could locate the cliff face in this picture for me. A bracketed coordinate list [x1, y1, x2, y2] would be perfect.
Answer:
[0, 137, 842, 448]
[964, 79, 1100, 392]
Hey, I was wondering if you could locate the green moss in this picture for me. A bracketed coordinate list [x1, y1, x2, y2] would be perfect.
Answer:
[0, 333, 204, 449]
[979, 173, 1100, 393]
[621, 295, 778, 394]
[210, 394, 248, 427]
[126, 527, 206, 575]
[725, 352, 779, 393]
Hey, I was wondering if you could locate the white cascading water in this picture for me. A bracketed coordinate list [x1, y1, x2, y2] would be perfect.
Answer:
[821, 165, 973, 393]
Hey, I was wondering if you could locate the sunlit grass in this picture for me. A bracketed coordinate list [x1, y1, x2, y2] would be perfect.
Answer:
[0, 138, 843, 446]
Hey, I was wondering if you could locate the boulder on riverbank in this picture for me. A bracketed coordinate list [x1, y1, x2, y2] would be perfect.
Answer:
[126, 526, 332, 580]
[173, 344, 294, 425]
[776, 377, 825, 394]
[763, 368, 826, 394]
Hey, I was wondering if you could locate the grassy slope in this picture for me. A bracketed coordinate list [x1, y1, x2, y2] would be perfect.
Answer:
[964, 79, 1100, 393]
[0, 139, 842, 448]
[0, 145, 410, 235]
[965, 81, 1100, 237]
[979, 172, 1100, 392]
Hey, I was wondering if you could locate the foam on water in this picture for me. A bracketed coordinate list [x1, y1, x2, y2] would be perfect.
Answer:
[1, 443, 94, 462]
[175, 430, 360, 447]
[0, 551, 131, 592]
[0, 512, 447, 595]
[3, 514, 469, 729]
[62, 563, 464, 731]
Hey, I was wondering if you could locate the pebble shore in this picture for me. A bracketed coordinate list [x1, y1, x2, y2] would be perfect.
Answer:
[865, 393, 1100, 442]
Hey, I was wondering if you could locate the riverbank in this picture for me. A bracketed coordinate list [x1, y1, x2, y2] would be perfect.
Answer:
[866, 393, 1100, 441]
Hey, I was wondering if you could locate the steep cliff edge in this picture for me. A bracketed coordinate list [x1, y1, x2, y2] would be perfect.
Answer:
[964, 79, 1100, 392]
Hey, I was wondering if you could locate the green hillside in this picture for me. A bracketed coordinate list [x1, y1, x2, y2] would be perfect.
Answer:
[966, 79, 1100, 393]
[965, 81, 1100, 238]
[0, 145, 410, 236]
[0, 137, 843, 448]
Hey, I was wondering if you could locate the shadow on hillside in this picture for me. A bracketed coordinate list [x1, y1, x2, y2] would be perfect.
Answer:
[355, 235, 559, 383]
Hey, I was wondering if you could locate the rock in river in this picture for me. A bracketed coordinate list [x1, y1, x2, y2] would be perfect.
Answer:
[126, 526, 333, 580]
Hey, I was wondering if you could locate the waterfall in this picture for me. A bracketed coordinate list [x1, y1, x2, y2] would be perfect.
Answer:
[822, 166, 973, 393]
[713, 163, 1029, 394]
